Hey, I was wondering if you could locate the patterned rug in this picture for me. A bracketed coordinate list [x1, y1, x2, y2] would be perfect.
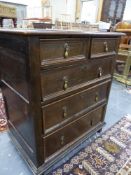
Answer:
[52, 115, 131, 175]
[0, 92, 7, 132]
[116, 158, 131, 175]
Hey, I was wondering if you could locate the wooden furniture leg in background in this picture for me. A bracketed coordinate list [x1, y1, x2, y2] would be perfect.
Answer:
[114, 51, 131, 86]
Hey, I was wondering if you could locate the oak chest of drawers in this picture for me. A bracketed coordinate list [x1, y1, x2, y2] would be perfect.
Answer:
[0, 29, 122, 175]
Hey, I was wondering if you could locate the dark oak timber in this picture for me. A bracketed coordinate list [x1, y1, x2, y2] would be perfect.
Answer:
[0, 29, 123, 175]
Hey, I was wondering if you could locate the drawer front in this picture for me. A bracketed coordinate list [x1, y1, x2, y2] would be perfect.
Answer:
[41, 58, 113, 101]
[91, 38, 118, 58]
[40, 39, 87, 66]
[44, 105, 105, 159]
[43, 80, 110, 133]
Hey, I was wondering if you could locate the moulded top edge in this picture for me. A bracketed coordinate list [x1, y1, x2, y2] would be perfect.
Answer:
[0, 28, 125, 37]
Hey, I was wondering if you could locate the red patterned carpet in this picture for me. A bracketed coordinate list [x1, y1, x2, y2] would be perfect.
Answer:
[52, 115, 131, 175]
[0, 92, 7, 132]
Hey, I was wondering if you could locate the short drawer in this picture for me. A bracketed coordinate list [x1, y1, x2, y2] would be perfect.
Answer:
[91, 38, 118, 58]
[44, 105, 105, 159]
[41, 58, 113, 101]
[40, 38, 87, 66]
[42, 80, 110, 134]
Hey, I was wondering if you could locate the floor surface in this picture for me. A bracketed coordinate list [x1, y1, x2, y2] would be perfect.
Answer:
[0, 80, 131, 175]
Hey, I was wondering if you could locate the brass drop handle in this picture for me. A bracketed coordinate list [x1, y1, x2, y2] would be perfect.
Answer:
[63, 79, 68, 90]
[90, 120, 93, 126]
[64, 43, 69, 58]
[104, 41, 109, 52]
[95, 93, 99, 102]
[60, 135, 65, 145]
[63, 106, 67, 118]
[98, 67, 103, 77]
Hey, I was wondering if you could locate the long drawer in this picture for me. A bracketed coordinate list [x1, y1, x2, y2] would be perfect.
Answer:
[42, 80, 110, 134]
[41, 57, 114, 101]
[40, 38, 87, 66]
[43, 105, 105, 159]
